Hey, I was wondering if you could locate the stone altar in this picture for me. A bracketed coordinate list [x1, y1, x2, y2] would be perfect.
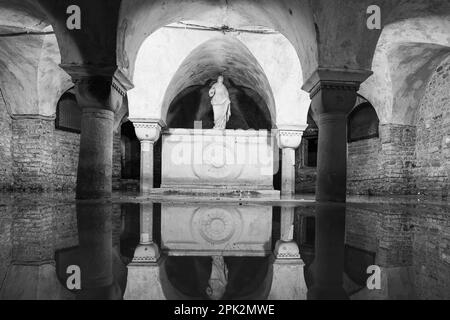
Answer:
[160, 129, 279, 197]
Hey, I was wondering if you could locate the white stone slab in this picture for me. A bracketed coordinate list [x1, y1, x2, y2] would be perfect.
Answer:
[161, 129, 277, 190]
[161, 204, 272, 256]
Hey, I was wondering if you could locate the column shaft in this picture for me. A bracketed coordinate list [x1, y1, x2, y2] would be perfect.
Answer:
[316, 113, 348, 202]
[140, 203, 154, 244]
[76, 108, 114, 200]
[140, 141, 154, 193]
[281, 148, 296, 197]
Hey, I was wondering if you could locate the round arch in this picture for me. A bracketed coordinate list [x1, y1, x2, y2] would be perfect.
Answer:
[127, 24, 310, 127]
[161, 35, 275, 127]
[117, 0, 318, 81]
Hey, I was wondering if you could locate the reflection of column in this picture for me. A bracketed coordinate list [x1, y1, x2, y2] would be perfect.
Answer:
[130, 119, 165, 193]
[131, 203, 160, 263]
[278, 126, 305, 197]
[124, 203, 165, 300]
[269, 207, 307, 300]
[76, 202, 121, 300]
[302, 68, 372, 300]
[308, 203, 347, 300]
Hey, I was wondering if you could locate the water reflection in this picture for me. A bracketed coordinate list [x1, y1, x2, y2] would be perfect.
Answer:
[0, 194, 449, 300]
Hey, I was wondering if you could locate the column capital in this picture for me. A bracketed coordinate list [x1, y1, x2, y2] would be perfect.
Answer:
[61, 64, 117, 112]
[277, 125, 307, 149]
[302, 68, 373, 116]
[274, 240, 301, 260]
[130, 118, 166, 142]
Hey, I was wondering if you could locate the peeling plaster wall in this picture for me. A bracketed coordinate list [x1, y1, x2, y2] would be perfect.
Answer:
[414, 55, 450, 198]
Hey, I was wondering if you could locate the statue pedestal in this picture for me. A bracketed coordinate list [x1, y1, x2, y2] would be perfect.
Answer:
[160, 129, 279, 199]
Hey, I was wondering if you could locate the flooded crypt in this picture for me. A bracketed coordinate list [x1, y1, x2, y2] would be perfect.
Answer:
[0, 0, 449, 301]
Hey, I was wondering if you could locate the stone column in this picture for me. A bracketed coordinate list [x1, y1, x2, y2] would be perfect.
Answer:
[61, 66, 130, 200]
[61, 66, 117, 200]
[130, 119, 165, 193]
[278, 126, 306, 197]
[302, 68, 372, 299]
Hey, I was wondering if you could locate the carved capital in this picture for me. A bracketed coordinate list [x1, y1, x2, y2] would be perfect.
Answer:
[302, 68, 372, 116]
[61, 64, 117, 111]
[274, 240, 301, 260]
[131, 242, 161, 264]
[277, 125, 307, 149]
[130, 118, 166, 142]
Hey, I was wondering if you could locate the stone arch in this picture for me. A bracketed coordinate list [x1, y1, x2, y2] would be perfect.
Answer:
[347, 96, 380, 143]
[359, 16, 450, 125]
[161, 36, 275, 128]
[127, 24, 310, 127]
[0, 1, 72, 117]
[117, 0, 318, 81]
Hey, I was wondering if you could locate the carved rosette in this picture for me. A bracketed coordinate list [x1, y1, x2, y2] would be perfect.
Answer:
[130, 119, 166, 143]
[191, 207, 243, 245]
[277, 125, 307, 150]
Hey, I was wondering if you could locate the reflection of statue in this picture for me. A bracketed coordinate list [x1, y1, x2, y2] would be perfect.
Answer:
[209, 76, 231, 129]
[206, 256, 228, 300]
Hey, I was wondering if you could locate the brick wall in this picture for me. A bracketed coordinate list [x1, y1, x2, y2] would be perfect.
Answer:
[0, 115, 124, 191]
[0, 93, 13, 190]
[347, 124, 417, 195]
[414, 55, 450, 199]
[11, 118, 54, 191]
[52, 130, 80, 191]
[112, 129, 122, 191]
[295, 139, 317, 194]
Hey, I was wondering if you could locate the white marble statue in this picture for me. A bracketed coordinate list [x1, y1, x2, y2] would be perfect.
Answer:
[209, 76, 231, 129]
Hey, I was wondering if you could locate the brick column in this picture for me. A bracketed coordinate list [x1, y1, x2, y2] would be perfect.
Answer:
[277, 126, 306, 197]
[130, 119, 165, 193]
[302, 68, 372, 299]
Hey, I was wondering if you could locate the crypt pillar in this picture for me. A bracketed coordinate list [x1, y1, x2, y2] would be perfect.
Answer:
[277, 126, 306, 197]
[62, 66, 121, 200]
[302, 68, 372, 299]
[130, 119, 165, 193]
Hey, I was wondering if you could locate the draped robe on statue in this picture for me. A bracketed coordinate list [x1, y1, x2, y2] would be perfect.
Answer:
[209, 76, 231, 129]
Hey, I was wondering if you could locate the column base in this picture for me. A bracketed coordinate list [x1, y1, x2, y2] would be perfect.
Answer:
[268, 254, 307, 300]
[124, 257, 166, 300]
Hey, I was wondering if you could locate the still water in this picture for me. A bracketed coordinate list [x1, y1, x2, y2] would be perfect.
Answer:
[0, 193, 449, 300]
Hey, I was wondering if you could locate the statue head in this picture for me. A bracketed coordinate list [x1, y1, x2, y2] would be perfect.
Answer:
[217, 75, 224, 83]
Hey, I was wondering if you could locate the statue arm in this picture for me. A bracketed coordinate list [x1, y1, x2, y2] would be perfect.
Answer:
[209, 83, 216, 97]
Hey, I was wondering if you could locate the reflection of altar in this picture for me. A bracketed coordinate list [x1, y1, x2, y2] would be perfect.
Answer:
[161, 129, 279, 198]
[161, 204, 272, 256]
